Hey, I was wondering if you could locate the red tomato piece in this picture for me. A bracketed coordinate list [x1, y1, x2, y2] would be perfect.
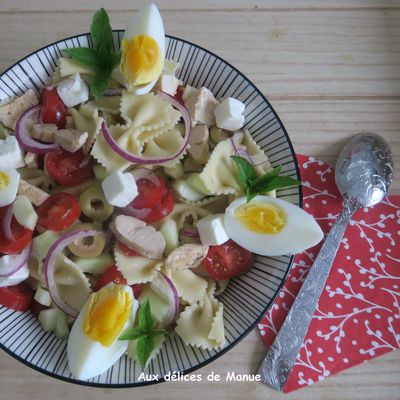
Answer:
[204, 239, 253, 280]
[0, 207, 32, 255]
[36, 192, 81, 231]
[131, 175, 166, 210]
[0, 283, 33, 312]
[142, 189, 174, 223]
[41, 88, 66, 129]
[45, 148, 92, 186]
[95, 265, 143, 298]
[117, 242, 140, 257]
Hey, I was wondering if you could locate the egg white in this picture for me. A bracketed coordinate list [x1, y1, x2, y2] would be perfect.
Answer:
[224, 196, 324, 256]
[122, 3, 165, 94]
[0, 169, 20, 207]
[67, 285, 138, 381]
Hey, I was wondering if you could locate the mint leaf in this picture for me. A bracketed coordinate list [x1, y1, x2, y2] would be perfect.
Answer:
[231, 156, 257, 191]
[249, 166, 283, 193]
[90, 8, 113, 58]
[136, 335, 155, 368]
[148, 329, 167, 339]
[64, 48, 104, 68]
[118, 327, 144, 341]
[261, 175, 301, 192]
[138, 299, 156, 331]
[89, 67, 112, 99]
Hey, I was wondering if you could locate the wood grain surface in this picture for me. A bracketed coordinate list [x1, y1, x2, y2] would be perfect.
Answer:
[0, 1, 399, 399]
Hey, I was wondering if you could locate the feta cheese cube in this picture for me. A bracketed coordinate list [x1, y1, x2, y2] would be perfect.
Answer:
[0, 136, 25, 168]
[197, 214, 229, 246]
[24, 152, 39, 169]
[56, 74, 89, 108]
[102, 171, 138, 207]
[0, 263, 29, 287]
[214, 97, 245, 131]
[156, 74, 180, 96]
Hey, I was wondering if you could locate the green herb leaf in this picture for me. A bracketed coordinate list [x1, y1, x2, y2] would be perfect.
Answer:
[261, 175, 301, 192]
[138, 299, 156, 331]
[64, 47, 104, 69]
[249, 166, 283, 193]
[90, 8, 114, 58]
[118, 327, 144, 341]
[231, 156, 257, 190]
[89, 67, 112, 99]
[136, 335, 155, 368]
[148, 329, 168, 339]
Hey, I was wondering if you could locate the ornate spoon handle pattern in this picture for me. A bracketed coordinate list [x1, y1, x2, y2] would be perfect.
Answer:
[258, 199, 359, 390]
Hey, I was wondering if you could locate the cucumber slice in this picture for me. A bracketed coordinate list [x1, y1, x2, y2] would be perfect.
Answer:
[34, 287, 51, 307]
[71, 253, 114, 274]
[173, 180, 204, 202]
[54, 309, 70, 339]
[32, 230, 59, 260]
[186, 173, 209, 195]
[93, 164, 108, 181]
[12, 195, 38, 230]
[159, 219, 179, 256]
[163, 163, 184, 180]
[139, 288, 170, 326]
[38, 308, 58, 332]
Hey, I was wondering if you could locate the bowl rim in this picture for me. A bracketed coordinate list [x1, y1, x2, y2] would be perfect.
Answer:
[0, 31, 303, 388]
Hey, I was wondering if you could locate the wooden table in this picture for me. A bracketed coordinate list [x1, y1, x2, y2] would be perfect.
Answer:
[0, 1, 399, 399]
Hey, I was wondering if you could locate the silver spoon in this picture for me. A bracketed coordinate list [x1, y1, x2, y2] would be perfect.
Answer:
[258, 132, 393, 390]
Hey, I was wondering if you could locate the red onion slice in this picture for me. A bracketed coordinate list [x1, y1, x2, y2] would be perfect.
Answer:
[15, 105, 60, 154]
[182, 229, 199, 238]
[2, 205, 15, 242]
[101, 91, 191, 164]
[131, 168, 160, 186]
[44, 229, 101, 318]
[121, 204, 151, 219]
[0, 243, 31, 277]
[150, 271, 179, 326]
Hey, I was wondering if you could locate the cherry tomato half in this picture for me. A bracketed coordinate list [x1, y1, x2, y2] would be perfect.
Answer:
[0, 207, 32, 255]
[41, 88, 66, 129]
[117, 242, 140, 257]
[142, 189, 174, 223]
[204, 239, 253, 280]
[95, 265, 143, 299]
[0, 283, 33, 312]
[131, 175, 166, 210]
[45, 148, 92, 186]
[36, 192, 81, 231]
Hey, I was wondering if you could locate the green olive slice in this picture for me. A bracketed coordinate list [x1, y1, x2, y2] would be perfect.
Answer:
[68, 223, 106, 259]
[79, 182, 114, 222]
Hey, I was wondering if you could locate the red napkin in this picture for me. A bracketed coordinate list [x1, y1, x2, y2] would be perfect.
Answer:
[258, 154, 400, 392]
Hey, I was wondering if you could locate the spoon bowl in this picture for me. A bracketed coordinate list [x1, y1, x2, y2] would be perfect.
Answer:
[335, 133, 393, 207]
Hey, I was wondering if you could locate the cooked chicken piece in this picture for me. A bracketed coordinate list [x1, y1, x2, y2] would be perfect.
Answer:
[111, 215, 165, 259]
[0, 90, 39, 129]
[188, 124, 209, 164]
[165, 244, 209, 270]
[18, 179, 49, 206]
[54, 129, 88, 153]
[184, 87, 219, 126]
[24, 152, 39, 169]
[31, 123, 58, 143]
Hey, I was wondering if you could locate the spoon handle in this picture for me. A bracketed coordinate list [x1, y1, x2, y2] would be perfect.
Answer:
[258, 199, 359, 390]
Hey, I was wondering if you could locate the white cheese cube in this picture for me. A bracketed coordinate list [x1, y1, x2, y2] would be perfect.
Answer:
[56, 73, 89, 108]
[214, 97, 245, 131]
[0, 263, 29, 287]
[102, 171, 138, 207]
[197, 214, 229, 246]
[0, 136, 25, 169]
[156, 74, 180, 96]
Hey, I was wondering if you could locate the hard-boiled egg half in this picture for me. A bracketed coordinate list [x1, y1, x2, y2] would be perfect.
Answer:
[67, 284, 138, 380]
[119, 3, 165, 94]
[224, 196, 324, 256]
[0, 169, 20, 207]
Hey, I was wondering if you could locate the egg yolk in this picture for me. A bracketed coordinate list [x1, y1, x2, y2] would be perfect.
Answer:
[83, 285, 132, 347]
[120, 34, 163, 86]
[234, 202, 286, 234]
[0, 172, 10, 190]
